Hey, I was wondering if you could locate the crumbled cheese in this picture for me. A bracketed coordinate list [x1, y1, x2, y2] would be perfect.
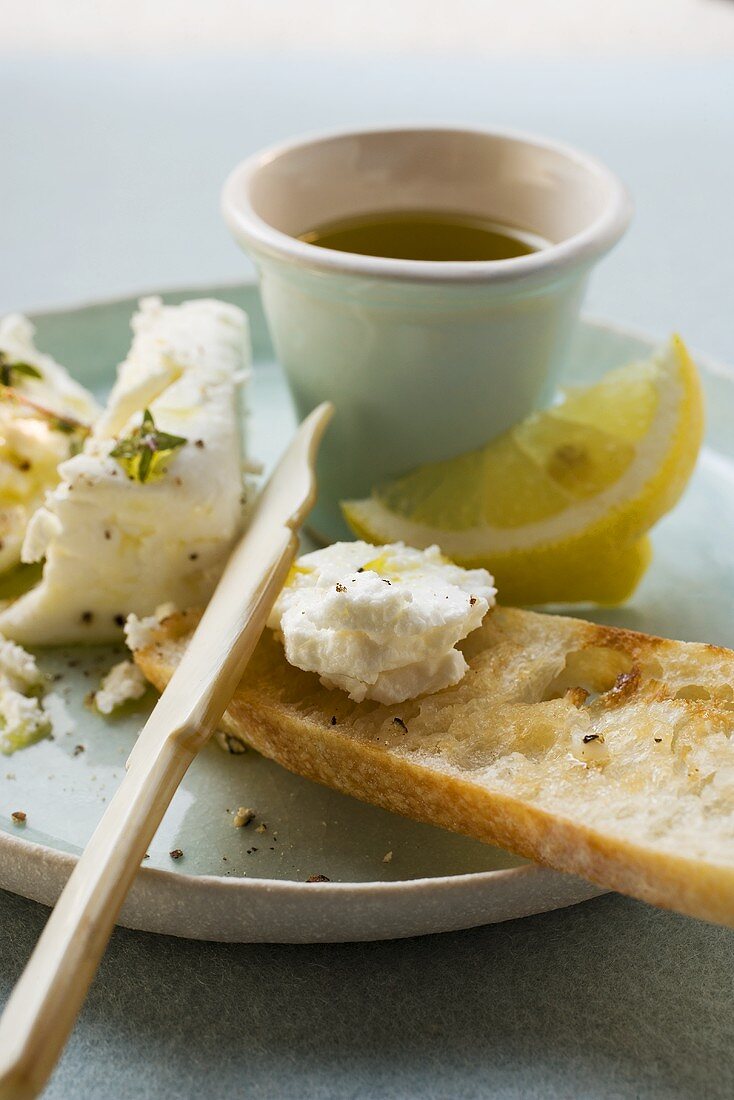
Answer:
[0, 635, 44, 691]
[124, 602, 178, 652]
[0, 633, 50, 753]
[268, 541, 496, 705]
[94, 660, 148, 715]
[0, 690, 49, 751]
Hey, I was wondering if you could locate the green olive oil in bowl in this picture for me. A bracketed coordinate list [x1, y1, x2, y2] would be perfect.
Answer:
[298, 209, 546, 262]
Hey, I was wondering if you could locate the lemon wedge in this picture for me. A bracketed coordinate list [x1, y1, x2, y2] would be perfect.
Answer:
[342, 337, 704, 606]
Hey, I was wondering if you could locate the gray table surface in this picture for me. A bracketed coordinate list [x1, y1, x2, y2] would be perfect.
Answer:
[1, 52, 734, 1099]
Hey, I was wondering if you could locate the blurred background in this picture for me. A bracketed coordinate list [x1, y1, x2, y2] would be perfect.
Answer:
[4, 0, 734, 53]
[1, 0, 733, 354]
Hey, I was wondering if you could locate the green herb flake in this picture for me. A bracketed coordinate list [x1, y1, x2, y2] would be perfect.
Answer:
[0, 351, 43, 388]
[110, 408, 187, 484]
[50, 416, 76, 434]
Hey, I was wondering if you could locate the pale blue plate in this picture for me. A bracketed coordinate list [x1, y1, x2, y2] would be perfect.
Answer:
[0, 283, 730, 941]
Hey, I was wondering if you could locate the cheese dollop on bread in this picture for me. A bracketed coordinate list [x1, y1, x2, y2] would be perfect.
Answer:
[268, 542, 496, 704]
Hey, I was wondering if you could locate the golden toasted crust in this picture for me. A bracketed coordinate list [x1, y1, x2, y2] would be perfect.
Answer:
[136, 607, 734, 928]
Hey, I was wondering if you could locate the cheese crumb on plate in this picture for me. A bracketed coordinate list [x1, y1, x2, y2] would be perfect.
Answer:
[93, 660, 148, 716]
[0, 633, 50, 754]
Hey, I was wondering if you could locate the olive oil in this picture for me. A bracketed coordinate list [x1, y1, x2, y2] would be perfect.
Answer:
[298, 209, 543, 262]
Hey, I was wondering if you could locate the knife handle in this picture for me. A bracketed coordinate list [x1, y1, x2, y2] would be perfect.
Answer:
[0, 539, 295, 1100]
[0, 732, 193, 1100]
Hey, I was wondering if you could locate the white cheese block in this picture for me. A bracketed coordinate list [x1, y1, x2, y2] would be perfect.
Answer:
[0, 314, 101, 574]
[0, 297, 251, 644]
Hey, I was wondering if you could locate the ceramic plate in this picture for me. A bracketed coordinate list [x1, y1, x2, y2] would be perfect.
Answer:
[0, 283, 731, 943]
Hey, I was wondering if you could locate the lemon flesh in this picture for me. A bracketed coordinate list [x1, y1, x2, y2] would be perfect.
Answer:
[343, 337, 704, 606]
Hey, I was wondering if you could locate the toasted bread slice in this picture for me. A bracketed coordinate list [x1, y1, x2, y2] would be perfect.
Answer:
[135, 607, 734, 927]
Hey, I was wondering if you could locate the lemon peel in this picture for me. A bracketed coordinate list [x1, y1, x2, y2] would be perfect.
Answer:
[342, 337, 703, 606]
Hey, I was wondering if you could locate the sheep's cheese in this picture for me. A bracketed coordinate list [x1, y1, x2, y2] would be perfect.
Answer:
[268, 541, 496, 705]
[94, 660, 148, 715]
[0, 314, 100, 574]
[0, 297, 251, 644]
[0, 632, 50, 754]
[124, 602, 178, 653]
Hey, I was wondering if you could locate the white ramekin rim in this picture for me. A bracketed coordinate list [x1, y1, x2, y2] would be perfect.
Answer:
[221, 122, 633, 286]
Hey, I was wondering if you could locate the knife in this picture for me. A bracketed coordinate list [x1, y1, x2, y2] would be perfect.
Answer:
[0, 401, 333, 1100]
